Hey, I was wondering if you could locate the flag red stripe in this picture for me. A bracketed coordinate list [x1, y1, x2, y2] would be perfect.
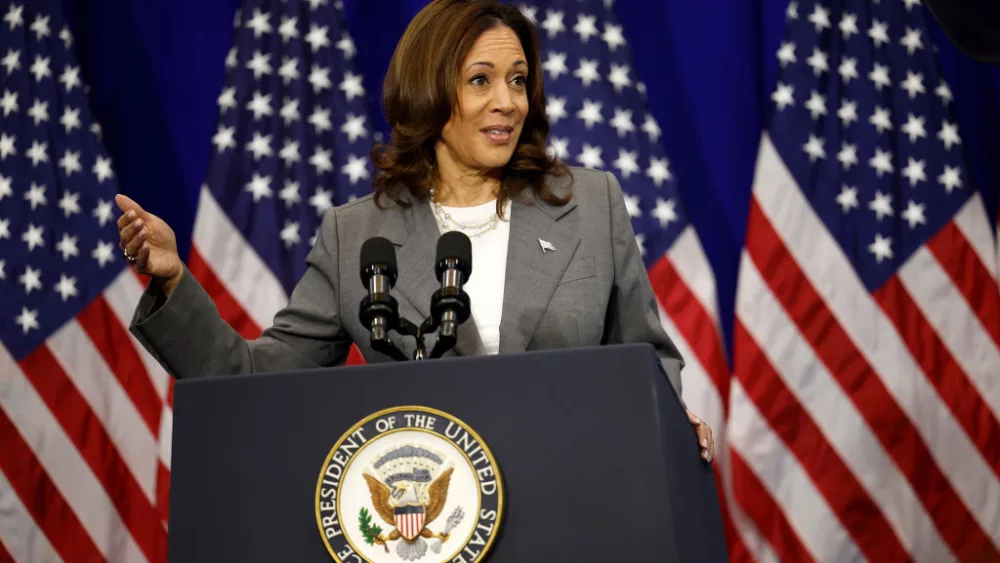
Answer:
[733, 320, 909, 561]
[729, 449, 813, 563]
[648, 256, 731, 408]
[19, 345, 168, 563]
[746, 201, 991, 558]
[874, 278, 1000, 561]
[0, 536, 10, 563]
[76, 296, 163, 437]
[157, 463, 171, 524]
[346, 344, 365, 365]
[0, 408, 105, 563]
[187, 246, 263, 339]
[720, 510, 754, 563]
[926, 221, 1000, 348]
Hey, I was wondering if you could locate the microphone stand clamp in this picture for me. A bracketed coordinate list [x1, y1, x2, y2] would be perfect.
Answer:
[358, 293, 408, 362]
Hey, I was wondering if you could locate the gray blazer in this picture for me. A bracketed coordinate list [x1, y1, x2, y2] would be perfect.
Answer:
[129, 166, 686, 395]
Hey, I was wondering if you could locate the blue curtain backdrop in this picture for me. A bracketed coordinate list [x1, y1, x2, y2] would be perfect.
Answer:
[62, 0, 1000, 355]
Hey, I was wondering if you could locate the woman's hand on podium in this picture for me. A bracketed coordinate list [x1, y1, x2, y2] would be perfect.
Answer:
[687, 410, 714, 464]
[115, 194, 185, 297]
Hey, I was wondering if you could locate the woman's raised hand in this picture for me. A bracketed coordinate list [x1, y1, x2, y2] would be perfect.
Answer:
[115, 194, 184, 295]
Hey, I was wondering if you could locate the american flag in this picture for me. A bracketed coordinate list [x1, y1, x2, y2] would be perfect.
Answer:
[516, 0, 738, 553]
[0, 0, 174, 561]
[191, 0, 372, 354]
[733, 0, 1000, 561]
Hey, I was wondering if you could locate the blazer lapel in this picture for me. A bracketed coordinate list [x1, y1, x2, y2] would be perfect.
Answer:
[499, 193, 580, 354]
[389, 198, 485, 357]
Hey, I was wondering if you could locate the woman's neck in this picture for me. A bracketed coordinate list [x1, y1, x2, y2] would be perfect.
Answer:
[433, 156, 501, 207]
[433, 178, 499, 207]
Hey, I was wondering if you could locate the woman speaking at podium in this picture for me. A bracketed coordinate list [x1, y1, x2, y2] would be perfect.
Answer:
[114, 0, 714, 463]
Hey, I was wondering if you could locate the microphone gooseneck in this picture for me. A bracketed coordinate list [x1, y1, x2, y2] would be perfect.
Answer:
[358, 237, 408, 361]
[428, 231, 473, 359]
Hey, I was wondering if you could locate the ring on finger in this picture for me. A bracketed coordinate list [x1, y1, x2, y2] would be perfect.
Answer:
[125, 236, 144, 258]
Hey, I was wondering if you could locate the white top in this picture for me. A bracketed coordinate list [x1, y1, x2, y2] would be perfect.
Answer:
[430, 199, 511, 355]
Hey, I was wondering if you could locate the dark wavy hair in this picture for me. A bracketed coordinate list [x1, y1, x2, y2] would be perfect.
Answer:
[370, 0, 569, 214]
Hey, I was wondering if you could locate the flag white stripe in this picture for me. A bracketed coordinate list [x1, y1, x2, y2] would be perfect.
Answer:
[192, 185, 289, 328]
[667, 227, 720, 327]
[900, 246, 1000, 419]
[0, 467, 63, 563]
[728, 380, 859, 562]
[105, 271, 172, 401]
[753, 133, 1000, 547]
[0, 346, 144, 562]
[737, 254, 953, 562]
[953, 192, 998, 282]
[47, 321, 159, 502]
[159, 407, 173, 471]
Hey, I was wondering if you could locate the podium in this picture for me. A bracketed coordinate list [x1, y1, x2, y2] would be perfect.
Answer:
[166, 343, 729, 562]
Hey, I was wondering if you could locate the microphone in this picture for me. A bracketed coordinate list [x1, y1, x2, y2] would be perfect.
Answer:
[358, 237, 407, 361]
[428, 231, 472, 359]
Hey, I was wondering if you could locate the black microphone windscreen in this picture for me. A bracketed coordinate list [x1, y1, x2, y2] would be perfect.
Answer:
[436, 231, 472, 277]
[360, 237, 397, 281]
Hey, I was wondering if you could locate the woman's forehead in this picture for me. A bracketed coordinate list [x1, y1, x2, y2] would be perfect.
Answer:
[463, 27, 526, 66]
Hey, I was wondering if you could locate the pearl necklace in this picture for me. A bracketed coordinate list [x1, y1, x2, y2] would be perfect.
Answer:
[429, 188, 501, 238]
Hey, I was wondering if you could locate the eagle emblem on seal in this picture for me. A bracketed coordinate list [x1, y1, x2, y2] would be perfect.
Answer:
[359, 444, 466, 561]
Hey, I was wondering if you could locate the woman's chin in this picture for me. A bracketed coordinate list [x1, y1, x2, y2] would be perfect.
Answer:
[474, 149, 518, 170]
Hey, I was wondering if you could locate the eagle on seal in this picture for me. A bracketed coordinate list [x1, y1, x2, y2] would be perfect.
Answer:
[362, 445, 454, 561]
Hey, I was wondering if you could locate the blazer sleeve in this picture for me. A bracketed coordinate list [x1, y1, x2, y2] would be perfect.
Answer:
[603, 170, 687, 399]
[129, 208, 354, 378]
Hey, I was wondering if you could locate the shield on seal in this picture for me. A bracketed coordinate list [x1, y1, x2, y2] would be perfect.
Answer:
[394, 505, 425, 541]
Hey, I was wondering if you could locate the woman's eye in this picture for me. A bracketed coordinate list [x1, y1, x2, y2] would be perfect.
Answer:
[470, 75, 488, 86]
